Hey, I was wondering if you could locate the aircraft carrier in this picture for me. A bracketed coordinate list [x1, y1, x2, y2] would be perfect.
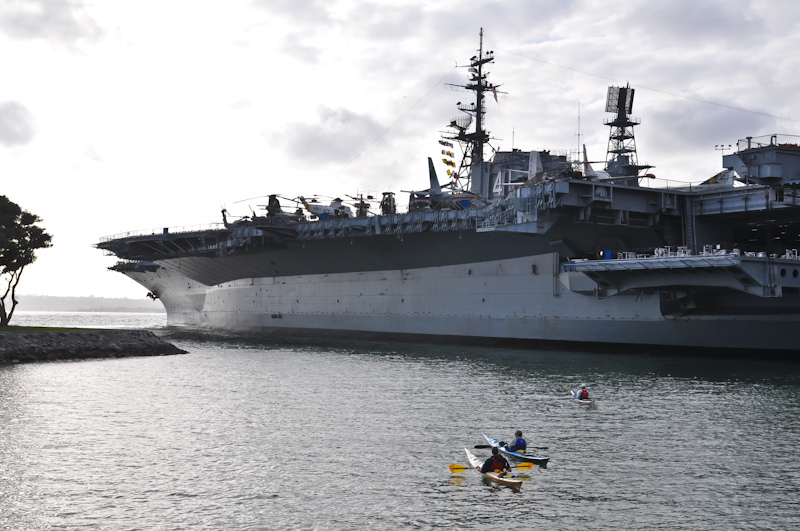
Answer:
[97, 31, 800, 355]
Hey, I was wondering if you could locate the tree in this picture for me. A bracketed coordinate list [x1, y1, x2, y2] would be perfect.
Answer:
[0, 195, 52, 326]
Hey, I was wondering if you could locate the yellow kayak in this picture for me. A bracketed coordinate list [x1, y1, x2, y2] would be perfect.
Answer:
[464, 448, 523, 488]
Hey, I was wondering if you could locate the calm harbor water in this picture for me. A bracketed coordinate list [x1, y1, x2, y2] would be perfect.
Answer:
[2, 312, 800, 530]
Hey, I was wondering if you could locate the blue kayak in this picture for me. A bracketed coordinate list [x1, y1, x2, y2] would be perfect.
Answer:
[482, 433, 549, 468]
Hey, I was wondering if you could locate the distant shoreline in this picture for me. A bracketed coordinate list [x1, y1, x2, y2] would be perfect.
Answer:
[15, 295, 166, 314]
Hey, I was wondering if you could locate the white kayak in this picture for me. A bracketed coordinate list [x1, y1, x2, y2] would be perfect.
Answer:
[464, 448, 523, 488]
[481, 433, 549, 468]
[571, 390, 595, 405]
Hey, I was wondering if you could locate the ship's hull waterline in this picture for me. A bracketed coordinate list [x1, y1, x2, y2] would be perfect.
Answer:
[122, 252, 800, 354]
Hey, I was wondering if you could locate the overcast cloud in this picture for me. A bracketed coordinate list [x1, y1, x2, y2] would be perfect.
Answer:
[0, 101, 36, 146]
[281, 106, 386, 164]
[0, 0, 101, 45]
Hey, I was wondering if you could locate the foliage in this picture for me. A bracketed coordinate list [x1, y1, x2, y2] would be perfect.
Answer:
[0, 195, 52, 326]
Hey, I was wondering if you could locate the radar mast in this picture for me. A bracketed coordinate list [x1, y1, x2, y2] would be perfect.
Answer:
[603, 84, 653, 183]
[444, 28, 496, 198]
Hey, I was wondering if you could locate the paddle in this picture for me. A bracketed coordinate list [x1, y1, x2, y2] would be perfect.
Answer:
[473, 444, 549, 450]
[449, 462, 534, 473]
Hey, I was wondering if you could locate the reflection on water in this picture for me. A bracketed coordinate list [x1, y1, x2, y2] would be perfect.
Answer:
[1, 313, 799, 529]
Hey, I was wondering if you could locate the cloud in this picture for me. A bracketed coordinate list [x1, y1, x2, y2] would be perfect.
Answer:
[83, 143, 102, 162]
[0, 0, 101, 45]
[279, 106, 385, 164]
[345, 3, 425, 42]
[621, 0, 764, 46]
[0, 101, 37, 146]
[280, 33, 321, 64]
[251, 0, 333, 26]
[230, 99, 253, 111]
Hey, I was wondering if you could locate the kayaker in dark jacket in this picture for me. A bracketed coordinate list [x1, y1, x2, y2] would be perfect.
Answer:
[481, 447, 511, 474]
[505, 430, 527, 453]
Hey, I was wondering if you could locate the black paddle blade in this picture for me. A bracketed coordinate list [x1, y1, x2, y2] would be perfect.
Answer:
[473, 444, 492, 449]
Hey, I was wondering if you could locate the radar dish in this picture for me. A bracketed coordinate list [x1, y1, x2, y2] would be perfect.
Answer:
[605, 85, 635, 114]
[449, 115, 473, 130]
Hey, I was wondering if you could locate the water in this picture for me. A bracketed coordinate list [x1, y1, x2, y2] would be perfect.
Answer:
[2, 312, 800, 529]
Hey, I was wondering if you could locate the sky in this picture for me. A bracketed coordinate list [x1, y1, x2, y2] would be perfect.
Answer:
[2, 0, 800, 300]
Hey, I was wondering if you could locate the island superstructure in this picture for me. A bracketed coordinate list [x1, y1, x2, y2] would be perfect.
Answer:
[97, 31, 800, 355]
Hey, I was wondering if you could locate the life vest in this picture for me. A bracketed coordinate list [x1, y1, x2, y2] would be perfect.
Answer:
[579, 389, 589, 399]
[491, 457, 506, 471]
[486, 456, 506, 472]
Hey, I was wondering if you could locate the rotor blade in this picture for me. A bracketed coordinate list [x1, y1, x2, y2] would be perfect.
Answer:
[233, 195, 268, 204]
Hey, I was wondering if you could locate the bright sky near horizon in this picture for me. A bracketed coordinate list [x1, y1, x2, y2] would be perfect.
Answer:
[2, 0, 800, 299]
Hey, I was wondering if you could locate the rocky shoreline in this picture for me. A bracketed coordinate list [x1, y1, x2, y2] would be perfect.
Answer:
[0, 330, 187, 365]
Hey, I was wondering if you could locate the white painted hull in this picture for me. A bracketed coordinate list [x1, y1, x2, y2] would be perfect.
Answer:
[121, 252, 800, 353]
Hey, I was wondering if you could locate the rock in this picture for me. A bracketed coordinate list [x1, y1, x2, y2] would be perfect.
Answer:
[0, 330, 187, 365]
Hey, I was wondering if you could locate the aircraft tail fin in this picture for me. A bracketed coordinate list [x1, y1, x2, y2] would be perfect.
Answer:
[427, 157, 442, 197]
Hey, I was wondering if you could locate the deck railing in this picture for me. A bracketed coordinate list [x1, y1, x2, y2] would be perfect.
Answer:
[99, 223, 225, 243]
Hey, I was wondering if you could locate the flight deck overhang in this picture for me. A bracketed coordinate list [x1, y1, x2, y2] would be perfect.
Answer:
[562, 253, 800, 298]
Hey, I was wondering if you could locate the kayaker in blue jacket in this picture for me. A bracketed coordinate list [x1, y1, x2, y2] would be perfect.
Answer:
[505, 430, 527, 453]
[481, 447, 511, 474]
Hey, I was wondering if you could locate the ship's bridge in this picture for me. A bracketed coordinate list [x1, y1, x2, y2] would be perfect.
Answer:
[722, 134, 800, 186]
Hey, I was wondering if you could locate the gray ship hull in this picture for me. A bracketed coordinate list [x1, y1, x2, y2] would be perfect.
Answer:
[97, 41, 800, 357]
[121, 252, 800, 353]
